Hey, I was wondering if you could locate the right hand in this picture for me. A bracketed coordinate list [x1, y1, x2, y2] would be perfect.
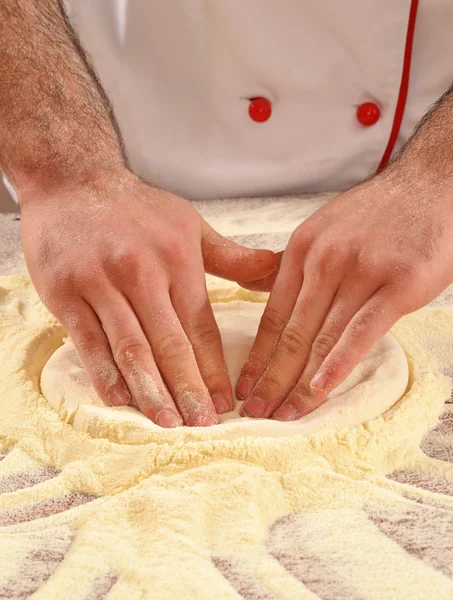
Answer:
[19, 170, 277, 427]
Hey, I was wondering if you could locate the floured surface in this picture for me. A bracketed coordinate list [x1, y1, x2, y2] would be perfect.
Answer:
[2, 190, 453, 598]
[41, 301, 409, 442]
[0, 275, 452, 598]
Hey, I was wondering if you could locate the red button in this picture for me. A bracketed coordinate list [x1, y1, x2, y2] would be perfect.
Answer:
[356, 102, 381, 127]
[249, 97, 272, 123]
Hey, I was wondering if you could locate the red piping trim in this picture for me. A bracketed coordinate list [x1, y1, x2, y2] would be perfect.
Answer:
[377, 0, 419, 170]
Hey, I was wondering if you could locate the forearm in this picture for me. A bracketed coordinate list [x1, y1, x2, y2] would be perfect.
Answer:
[387, 85, 453, 184]
[0, 0, 127, 195]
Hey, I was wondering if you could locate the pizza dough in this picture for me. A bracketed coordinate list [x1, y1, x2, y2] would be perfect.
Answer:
[40, 300, 409, 443]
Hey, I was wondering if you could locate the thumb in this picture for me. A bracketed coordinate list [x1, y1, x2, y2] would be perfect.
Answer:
[238, 251, 283, 292]
[201, 218, 277, 283]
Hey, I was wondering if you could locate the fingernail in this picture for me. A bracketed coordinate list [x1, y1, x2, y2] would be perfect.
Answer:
[236, 377, 255, 400]
[273, 402, 298, 422]
[110, 386, 132, 407]
[241, 396, 266, 418]
[212, 393, 233, 414]
[156, 410, 183, 428]
[311, 370, 329, 391]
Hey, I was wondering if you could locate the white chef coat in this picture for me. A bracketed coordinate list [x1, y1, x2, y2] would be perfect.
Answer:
[14, 2, 453, 201]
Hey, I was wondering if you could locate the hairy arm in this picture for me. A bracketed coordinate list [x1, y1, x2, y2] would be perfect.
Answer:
[0, 0, 126, 195]
[386, 85, 453, 184]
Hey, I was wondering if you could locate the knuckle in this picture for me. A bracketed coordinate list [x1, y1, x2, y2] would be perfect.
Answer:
[94, 366, 122, 398]
[311, 332, 337, 359]
[49, 269, 77, 299]
[351, 299, 381, 333]
[392, 260, 419, 284]
[318, 241, 337, 263]
[111, 247, 145, 282]
[379, 261, 421, 311]
[315, 241, 344, 279]
[205, 369, 230, 392]
[279, 323, 310, 357]
[290, 226, 314, 252]
[260, 306, 286, 336]
[189, 320, 220, 349]
[239, 353, 266, 382]
[76, 329, 105, 352]
[258, 371, 285, 397]
[113, 246, 139, 270]
[153, 333, 191, 363]
[115, 334, 150, 366]
[72, 339, 121, 394]
[163, 236, 189, 265]
[356, 248, 375, 272]
[347, 315, 372, 343]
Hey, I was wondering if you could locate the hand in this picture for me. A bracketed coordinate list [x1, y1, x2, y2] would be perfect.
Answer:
[20, 170, 277, 427]
[237, 171, 453, 420]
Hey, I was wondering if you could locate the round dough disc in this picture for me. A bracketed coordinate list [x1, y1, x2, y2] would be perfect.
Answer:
[40, 301, 409, 442]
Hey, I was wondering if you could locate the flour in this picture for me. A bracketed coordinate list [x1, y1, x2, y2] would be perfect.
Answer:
[0, 274, 452, 599]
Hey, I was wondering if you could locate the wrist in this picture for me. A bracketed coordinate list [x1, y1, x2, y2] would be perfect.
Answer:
[16, 165, 134, 211]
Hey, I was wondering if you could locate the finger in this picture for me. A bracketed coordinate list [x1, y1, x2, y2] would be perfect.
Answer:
[235, 247, 304, 403]
[128, 286, 219, 427]
[240, 256, 343, 419]
[58, 297, 132, 409]
[201, 218, 277, 282]
[272, 278, 378, 421]
[170, 262, 234, 415]
[238, 251, 284, 292]
[309, 284, 402, 395]
[91, 291, 183, 428]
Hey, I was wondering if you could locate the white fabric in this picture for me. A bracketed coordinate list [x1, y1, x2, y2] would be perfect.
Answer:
[57, 0, 453, 201]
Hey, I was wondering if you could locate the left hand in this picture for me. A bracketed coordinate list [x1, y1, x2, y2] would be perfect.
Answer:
[237, 171, 453, 421]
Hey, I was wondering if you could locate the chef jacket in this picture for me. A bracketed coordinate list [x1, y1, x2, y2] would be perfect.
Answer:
[9, 1, 453, 201]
